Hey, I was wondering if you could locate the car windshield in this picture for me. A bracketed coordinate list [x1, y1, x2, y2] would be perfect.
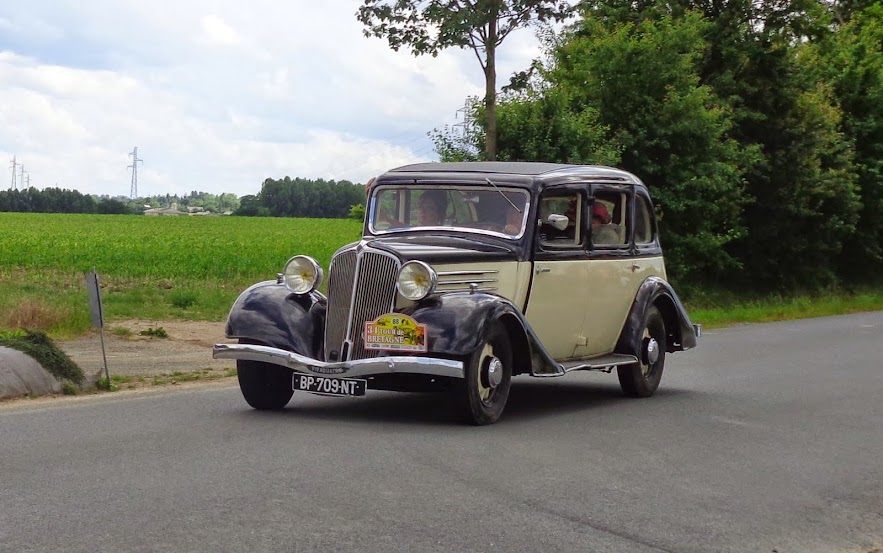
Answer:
[369, 186, 529, 238]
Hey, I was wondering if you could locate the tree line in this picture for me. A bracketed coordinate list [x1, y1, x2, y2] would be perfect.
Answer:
[0, 180, 366, 219]
[235, 177, 366, 218]
[0, 188, 240, 215]
[425, 0, 883, 293]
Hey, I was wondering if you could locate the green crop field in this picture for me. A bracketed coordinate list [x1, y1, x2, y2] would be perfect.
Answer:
[0, 213, 363, 336]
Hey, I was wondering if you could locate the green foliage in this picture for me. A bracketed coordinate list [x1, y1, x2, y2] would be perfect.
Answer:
[0, 187, 97, 213]
[97, 199, 134, 214]
[96, 377, 119, 391]
[61, 382, 78, 395]
[139, 327, 168, 338]
[0, 329, 85, 384]
[436, 0, 882, 292]
[169, 290, 198, 309]
[357, 0, 574, 159]
[239, 177, 367, 218]
[802, 2, 883, 282]
[0, 188, 242, 216]
[357, 1, 573, 55]
[348, 203, 366, 221]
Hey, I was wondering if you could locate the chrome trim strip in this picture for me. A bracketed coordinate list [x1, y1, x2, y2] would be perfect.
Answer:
[561, 354, 639, 373]
[436, 270, 500, 276]
[433, 286, 497, 294]
[214, 343, 464, 379]
[437, 278, 497, 285]
[341, 250, 364, 359]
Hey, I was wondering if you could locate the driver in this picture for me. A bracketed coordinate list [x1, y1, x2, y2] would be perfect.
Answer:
[417, 191, 447, 226]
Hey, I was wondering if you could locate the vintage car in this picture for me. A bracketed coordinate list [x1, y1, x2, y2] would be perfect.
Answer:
[213, 162, 700, 425]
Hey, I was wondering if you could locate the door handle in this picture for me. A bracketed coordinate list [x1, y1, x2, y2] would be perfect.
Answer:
[631, 263, 640, 272]
[535, 267, 551, 274]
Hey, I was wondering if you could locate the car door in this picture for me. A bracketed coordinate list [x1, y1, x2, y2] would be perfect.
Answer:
[580, 186, 665, 356]
[524, 187, 591, 360]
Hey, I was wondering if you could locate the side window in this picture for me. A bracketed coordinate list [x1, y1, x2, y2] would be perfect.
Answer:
[591, 191, 628, 247]
[537, 191, 584, 249]
[634, 194, 654, 244]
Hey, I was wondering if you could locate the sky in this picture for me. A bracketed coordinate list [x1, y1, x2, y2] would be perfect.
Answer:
[0, 1, 549, 198]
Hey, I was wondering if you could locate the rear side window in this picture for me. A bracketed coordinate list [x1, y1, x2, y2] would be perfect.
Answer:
[537, 191, 584, 249]
[634, 194, 654, 244]
[591, 191, 628, 247]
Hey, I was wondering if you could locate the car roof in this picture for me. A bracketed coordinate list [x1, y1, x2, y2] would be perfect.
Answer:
[377, 162, 644, 191]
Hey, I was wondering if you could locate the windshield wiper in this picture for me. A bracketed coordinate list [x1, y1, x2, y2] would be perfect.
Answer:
[486, 178, 522, 213]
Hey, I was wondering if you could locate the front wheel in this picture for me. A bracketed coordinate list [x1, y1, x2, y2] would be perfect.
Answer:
[456, 323, 513, 425]
[237, 359, 294, 410]
[617, 305, 666, 397]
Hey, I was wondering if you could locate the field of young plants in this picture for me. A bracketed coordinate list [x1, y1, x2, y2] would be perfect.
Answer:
[2, 212, 881, 338]
[0, 213, 363, 335]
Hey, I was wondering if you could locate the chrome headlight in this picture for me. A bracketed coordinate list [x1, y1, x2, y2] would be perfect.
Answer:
[282, 255, 323, 294]
[396, 261, 437, 301]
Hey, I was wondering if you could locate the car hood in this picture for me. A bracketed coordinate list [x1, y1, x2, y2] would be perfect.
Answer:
[364, 235, 519, 264]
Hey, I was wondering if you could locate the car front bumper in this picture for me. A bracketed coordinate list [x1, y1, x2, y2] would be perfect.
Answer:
[213, 343, 464, 379]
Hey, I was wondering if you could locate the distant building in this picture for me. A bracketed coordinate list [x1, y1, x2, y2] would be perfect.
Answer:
[144, 202, 184, 216]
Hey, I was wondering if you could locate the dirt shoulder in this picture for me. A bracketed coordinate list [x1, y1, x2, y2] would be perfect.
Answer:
[58, 319, 237, 380]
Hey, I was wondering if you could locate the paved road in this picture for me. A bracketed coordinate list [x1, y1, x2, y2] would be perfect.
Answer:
[1, 312, 881, 553]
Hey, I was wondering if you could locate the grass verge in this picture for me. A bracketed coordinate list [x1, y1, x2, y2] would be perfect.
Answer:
[109, 368, 237, 390]
[0, 329, 85, 384]
[686, 289, 883, 329]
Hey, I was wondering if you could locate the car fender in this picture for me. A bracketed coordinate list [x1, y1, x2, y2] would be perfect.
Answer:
[224, 281, 326, 358]
[402, 293, 560, 376]
[616, 276, 698, 355]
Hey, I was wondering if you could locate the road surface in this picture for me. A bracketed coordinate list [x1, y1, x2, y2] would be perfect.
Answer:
[1, 312, 881, 553]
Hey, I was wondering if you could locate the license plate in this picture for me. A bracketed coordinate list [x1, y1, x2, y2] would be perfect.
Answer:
[292, 374, 367, 397]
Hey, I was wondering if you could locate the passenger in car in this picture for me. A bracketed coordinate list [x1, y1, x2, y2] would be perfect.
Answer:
[417, 191, 447, 226]
[592, 203, 620, 245]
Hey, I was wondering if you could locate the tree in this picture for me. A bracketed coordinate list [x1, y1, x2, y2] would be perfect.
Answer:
[357, 0, 573, 160]
[803, 2, 883, 282]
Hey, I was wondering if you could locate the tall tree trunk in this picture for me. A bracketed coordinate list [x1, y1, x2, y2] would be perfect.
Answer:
[485, 14, 498, 161]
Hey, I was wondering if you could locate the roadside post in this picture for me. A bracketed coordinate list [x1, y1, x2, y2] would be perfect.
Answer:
[85, 269, 111, 385]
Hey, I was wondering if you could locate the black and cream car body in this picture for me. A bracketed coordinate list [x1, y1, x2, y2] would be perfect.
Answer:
[213, 162, 700, 425]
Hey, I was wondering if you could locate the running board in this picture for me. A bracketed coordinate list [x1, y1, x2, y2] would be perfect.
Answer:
[560, 353, 639, 374]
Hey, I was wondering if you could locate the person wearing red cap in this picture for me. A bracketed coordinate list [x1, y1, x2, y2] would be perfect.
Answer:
[592, 202, 619, 244]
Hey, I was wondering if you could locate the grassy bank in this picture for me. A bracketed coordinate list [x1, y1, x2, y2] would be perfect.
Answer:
[1, 213, 881, 338]
[686, 289, 883, 329]
[0, 213, 362, 337]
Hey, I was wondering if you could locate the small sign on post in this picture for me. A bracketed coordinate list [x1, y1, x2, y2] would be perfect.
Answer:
[86, 269, 111, 386]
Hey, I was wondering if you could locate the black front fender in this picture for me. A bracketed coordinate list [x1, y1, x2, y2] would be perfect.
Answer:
[402, 293, 520, 358]
[616, 276, 698, 355]
[224, 281, 325, 358]
[402, 293, 559, 376]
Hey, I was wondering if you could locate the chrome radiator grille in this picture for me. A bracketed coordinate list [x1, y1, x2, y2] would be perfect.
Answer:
[324, 249, 357, 361]
[324, 249, 399, 361]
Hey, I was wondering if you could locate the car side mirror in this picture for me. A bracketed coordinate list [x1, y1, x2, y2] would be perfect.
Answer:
[547, 214, 569, 231]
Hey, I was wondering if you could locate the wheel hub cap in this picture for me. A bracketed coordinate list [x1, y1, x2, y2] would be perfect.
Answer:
[643, 338, 659, 365]
[484, 357, 503, 389]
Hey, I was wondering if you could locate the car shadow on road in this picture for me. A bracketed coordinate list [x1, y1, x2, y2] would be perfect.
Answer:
[240, 376, 693, 427]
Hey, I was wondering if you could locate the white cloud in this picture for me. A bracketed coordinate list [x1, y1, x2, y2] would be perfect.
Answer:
[197, 15, 242, 47]
[0, 0, 551, 198]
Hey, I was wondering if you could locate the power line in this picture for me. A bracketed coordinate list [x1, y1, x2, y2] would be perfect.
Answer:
[128, 147, 143, 198]
[9, 156, 17, 190]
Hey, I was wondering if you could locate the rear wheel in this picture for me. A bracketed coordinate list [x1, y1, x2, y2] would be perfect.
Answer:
[617, 305, 666, 397]
[237, 359, 294, 410]
[456, 323, 513, 425]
